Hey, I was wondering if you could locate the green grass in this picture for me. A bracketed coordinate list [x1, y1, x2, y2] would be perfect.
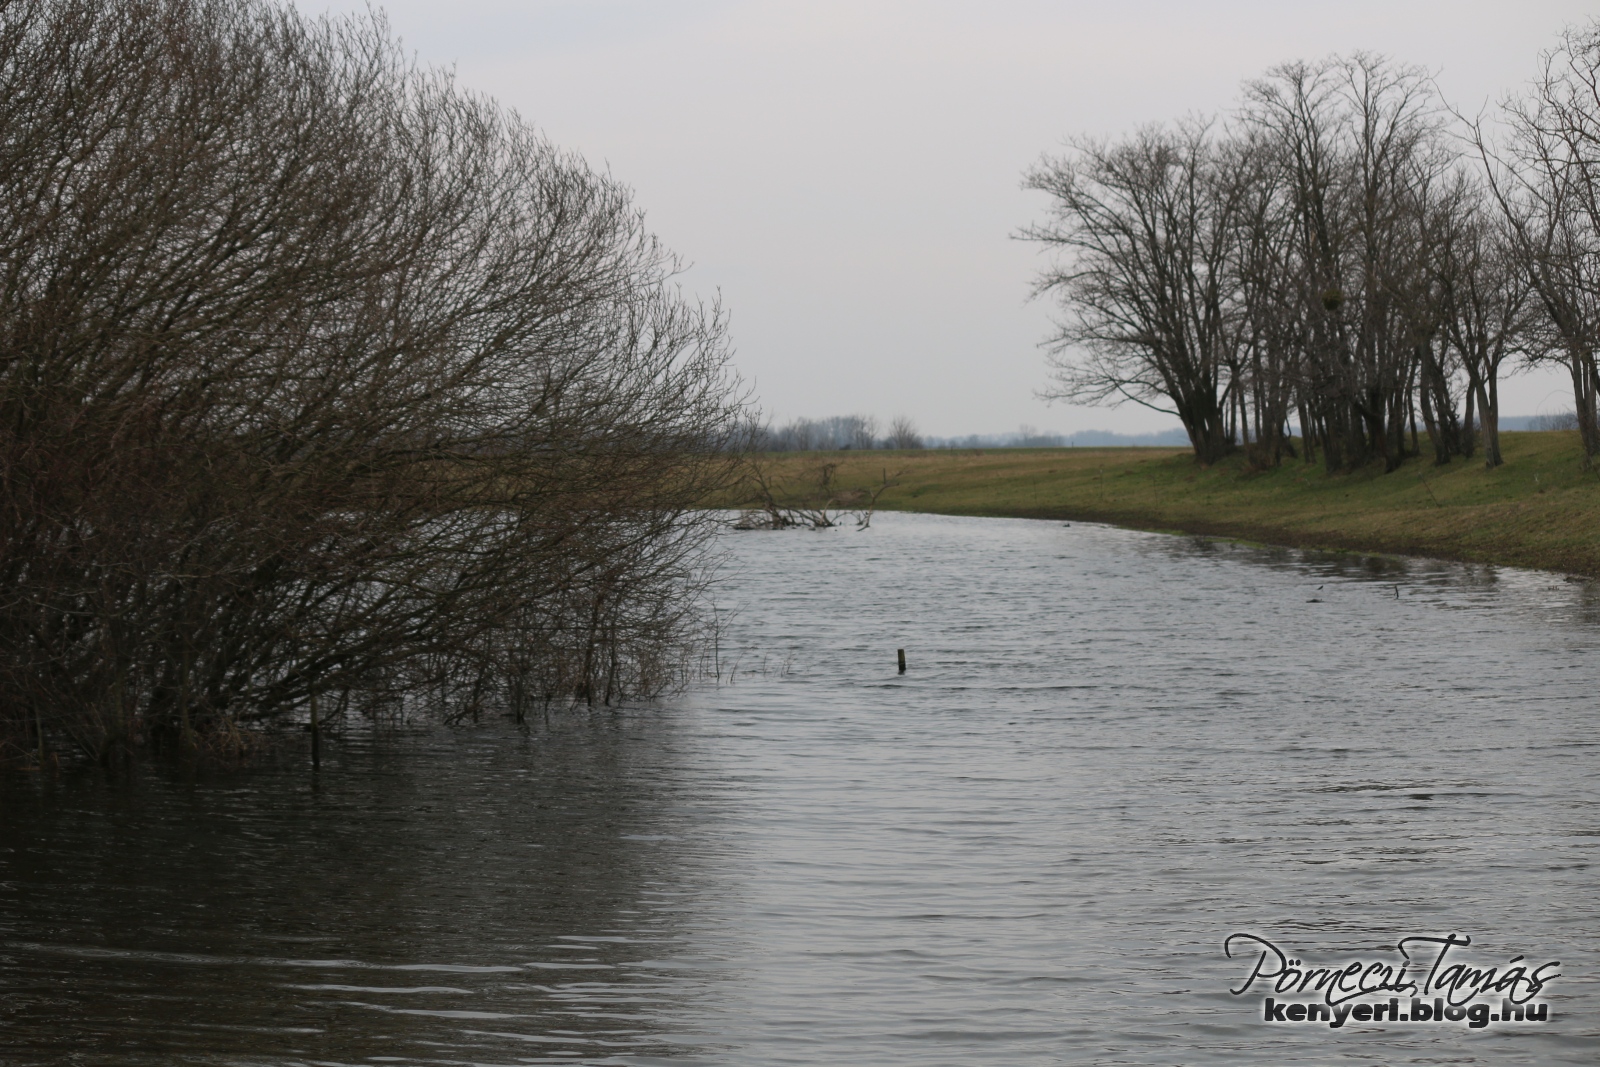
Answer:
[716, 431, 1600, 576]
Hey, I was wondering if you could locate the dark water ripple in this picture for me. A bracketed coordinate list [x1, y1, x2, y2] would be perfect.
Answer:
[2, 512, 1597, 1064]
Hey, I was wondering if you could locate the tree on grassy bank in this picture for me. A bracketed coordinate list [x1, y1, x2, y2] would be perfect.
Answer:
[1023, 38, 1600, 473]
[1480, 23, 1600, 466]
[0, 0, 746, 765]
[1022, 120, 1243, 465]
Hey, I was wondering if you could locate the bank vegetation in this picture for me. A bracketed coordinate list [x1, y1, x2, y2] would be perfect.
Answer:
[0, 0, 745, 765]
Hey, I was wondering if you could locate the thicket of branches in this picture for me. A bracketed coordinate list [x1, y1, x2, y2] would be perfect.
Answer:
[0, 0, 745, 763]
[1024, 30, 1600, 472]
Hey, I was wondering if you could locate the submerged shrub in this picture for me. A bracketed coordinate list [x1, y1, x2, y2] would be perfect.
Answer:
[0, 0, 745, 761]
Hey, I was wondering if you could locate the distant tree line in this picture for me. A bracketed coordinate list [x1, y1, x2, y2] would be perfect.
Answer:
[927, 427, 1199, 448]
[0, 0, 745, 763]
[755, 414, 924, 451]
[1024, 27, 1600, 472]
[752, 418, 1203, 451]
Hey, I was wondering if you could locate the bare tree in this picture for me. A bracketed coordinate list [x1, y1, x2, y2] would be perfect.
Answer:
[886, 416, 924, 449]
[1241, 54, 1455, 472]
[1227, 127, 1309, 466]
[1023, 119, 1245, 464]
[1478, 23, 1600, 465]
[0, 0, 746, 763]
[1025, 51, 1511, 475]
[1433, 181, 1531, 467]
[847, 415, 880, 450]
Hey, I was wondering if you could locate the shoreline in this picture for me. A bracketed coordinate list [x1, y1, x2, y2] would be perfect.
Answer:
[719, 432, 1600, 578]
[885, 501, 1579, 576]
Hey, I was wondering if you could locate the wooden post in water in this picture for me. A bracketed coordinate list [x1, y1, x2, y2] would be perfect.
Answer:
[897, 648, 906, 674]
[309, 688, 320, 770]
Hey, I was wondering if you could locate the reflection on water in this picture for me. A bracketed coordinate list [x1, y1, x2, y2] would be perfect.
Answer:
[3, 512, 1599, 1064]
[0, 719, 731, 1064]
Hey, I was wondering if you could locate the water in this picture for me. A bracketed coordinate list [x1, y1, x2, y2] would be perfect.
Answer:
[3, 511, 1598, 1065]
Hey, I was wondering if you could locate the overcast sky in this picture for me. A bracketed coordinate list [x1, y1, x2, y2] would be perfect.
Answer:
[303, 1, 1594, 436]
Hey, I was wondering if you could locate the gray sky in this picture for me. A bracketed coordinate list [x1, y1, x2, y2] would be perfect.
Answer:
[304, 1, 1593, 436]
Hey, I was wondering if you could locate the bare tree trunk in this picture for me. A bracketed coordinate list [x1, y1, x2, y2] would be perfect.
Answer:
[1572, 356, 1600, 465]
[1475, 377, 1503, 468]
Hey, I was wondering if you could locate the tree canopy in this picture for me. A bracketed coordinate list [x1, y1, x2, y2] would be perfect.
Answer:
[0, 0, 747, 762]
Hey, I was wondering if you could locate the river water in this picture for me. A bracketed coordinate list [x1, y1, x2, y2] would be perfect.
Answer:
[2, 511, 1597, 1065]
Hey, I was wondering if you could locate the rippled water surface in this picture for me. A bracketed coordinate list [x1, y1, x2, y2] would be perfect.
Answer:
[3, 512, 1599, 1065]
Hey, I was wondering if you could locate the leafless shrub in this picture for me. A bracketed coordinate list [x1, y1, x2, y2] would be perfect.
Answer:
[0, 0, 745, 763]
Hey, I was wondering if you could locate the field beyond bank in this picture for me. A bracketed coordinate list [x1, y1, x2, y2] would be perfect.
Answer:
[715, 431, 1600, 576]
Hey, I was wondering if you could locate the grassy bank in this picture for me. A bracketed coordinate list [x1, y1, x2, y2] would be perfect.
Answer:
[717, 431, 1600, 576]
